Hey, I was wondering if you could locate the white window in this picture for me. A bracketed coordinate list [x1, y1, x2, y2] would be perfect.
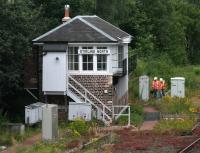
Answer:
[97, 55, 107, 71]
[118, 46, 123, 68]
[83, 54, 93, 71]
[68, 47, 79, 70]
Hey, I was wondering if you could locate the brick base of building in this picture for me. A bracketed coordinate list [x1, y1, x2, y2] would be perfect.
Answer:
[72, 75, 113, 106]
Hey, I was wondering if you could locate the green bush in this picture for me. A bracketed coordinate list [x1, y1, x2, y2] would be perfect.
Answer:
[69, 118, 89, 136]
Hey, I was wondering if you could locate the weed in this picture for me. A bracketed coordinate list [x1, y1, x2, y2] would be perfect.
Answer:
[69, 118, 89, 136]
[154, 118, 195, 134]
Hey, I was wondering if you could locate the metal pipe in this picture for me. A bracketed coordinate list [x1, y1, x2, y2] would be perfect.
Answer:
[25, 89, 38, 100]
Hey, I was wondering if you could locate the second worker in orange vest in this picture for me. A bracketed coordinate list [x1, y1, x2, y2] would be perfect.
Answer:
[159, 78, 166, 97]
[152, 77, 159, 98]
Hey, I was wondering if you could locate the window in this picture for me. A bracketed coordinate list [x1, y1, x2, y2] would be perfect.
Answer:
[97, 46, 107, 49]
[118, 46, 123, 68]
[68, 47, 79, 70]
[97, 55, 107, 71]
[83, 54, 93, 70]
[82, 46, 93, 49]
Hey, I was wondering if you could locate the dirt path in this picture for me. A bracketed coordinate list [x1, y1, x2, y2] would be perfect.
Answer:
[144, 106, 158, 112]
[2, 133, 41, 153]
[139, 120, 158, 130]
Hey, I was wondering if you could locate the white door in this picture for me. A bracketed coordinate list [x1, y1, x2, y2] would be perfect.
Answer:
[42, 52, 67, 94]
[178, 80, 185, 98]
[171, 80, 177, 97]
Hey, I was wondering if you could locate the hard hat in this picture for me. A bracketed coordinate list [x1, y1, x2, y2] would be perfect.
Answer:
[154, 77, 157, 80]
[160, 78, 163, 81]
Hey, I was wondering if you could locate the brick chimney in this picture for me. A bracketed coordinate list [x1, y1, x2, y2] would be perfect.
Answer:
[62, 5, 70, 23]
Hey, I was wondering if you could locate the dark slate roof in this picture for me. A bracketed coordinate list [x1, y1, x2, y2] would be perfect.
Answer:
[82, 16, 130, 40]
[33, 16, 131, 43]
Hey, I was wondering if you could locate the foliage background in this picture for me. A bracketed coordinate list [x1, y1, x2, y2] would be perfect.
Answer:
[1, 0, 200, 120]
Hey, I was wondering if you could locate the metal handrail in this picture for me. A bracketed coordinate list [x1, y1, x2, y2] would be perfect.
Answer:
[69, 76, 112, 112]
[112, 105, 130, 126]
[68, 76, 112, 123]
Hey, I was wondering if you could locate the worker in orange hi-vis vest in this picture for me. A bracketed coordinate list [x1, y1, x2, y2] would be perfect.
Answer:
[159, 78, 166, 97]
[152, 77, 159, 98]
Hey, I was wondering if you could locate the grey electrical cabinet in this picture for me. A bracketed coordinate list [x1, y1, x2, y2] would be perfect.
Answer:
[139, 75, 149, 101]
[171, 77, 185, 98]
[42, 104, 58, 141]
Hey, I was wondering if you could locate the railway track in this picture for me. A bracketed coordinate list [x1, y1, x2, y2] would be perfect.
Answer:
[178, 123, 200, 153]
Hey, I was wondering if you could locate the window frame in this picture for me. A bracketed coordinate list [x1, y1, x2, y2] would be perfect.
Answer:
[118, 46, 123, 68]
[97, 54, 107, 71]
[82, 54, 94, 71]
[68, 47, 79, 71]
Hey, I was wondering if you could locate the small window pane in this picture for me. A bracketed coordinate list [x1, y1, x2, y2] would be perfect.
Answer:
[74, 63, 79, 70]
[83, 63, 87, 70]
[97, 63, 101, 70]
[88, 63, 93, 70]
[74, 55, 78, 62]
[103, 63, 106, 70]
[83, 55, 87, 62]
[88, 55, 93, 62]
[97, 56, 101, 62]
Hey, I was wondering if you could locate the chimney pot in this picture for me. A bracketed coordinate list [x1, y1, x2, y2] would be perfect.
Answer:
[62, 4, 70, 23]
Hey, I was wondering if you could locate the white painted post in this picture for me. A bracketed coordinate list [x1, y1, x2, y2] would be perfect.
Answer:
[128, 106, 131, 126]
[85, 90, 87, 103]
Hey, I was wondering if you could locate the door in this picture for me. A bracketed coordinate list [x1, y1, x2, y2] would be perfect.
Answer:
[171, 80, 177, 97]
[42, 52, 67, 94]
[178, 80, 185, 98]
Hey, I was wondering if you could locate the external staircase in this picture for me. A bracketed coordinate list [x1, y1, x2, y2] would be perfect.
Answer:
[67, 75, 113, 125]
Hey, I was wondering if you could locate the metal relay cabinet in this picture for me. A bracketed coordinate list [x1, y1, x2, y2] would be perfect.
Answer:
[25, 102, 45, 125]
[42, 104, 58, 141]
[68, 102, 92, 121]
[171, 77, 185, 98]
[139, 75, 149, 101]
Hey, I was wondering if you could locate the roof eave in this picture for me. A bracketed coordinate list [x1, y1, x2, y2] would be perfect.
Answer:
[32, 40, 118, 44]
